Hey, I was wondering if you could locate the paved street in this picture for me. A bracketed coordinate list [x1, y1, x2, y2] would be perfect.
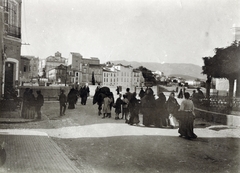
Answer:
[0, 96, 240, 172]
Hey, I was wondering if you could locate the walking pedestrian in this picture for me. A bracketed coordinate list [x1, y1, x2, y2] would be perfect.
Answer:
[166, 92, 180, 128]
[124, 88, 132, 121]
[80, 83, 90, 105]
[102, 93, 112, 119]
[116, 86, 120, 95]
[178, 89, 183, 98]
[59, 90, 67, 116]
[138, 87, 145, 100]
[128, 92, 140, 125]
[141, 88, 155, 127]
[109, 92, 114, 118]
[155, 92, 167, 127]
[125, 88, 132, 102]
[177, 92, 197, 139]
[114, 94, 123, 120]
[67, 88, 77, 109]
[121, 94, 129, 121]
[35, 90, 44, 120]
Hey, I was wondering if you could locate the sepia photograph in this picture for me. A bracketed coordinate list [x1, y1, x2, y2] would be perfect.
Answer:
[0, 0, 240, 172]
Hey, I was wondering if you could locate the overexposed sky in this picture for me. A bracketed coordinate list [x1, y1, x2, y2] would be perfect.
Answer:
[21, 0, 240, 66]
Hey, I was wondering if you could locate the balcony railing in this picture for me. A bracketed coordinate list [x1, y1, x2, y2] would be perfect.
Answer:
[7, 24, 21, 38]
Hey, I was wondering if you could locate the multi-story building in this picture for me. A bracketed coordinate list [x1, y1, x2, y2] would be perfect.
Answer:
[48, 64, 69, 85]
[38, 59, 45, 77]
[45, 51, 66, 75]
[114, 64, 133, 88]
[24, 56, 39, 78]
[89, 64, 103, 84]
[102, 67, 118, 86]
[67, 65, 81, 85]
[0, 0, 22, 98]
[102, 63, 143, 88]
[19, 56, 31, 85]
[68, 52, 102, 84]
[132, 69, 144, 87]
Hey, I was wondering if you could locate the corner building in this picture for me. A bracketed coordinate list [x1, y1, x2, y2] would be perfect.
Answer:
[0, 0, 22, 98]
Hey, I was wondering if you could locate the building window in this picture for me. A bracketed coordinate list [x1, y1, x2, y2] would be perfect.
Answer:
[4, 0, 20, 38]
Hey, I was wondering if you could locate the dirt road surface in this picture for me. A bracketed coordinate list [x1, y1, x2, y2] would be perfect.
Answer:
[1, 100, 240, 173]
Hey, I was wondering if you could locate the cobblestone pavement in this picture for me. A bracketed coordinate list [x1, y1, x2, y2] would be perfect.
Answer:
[0, 133, 80, 173]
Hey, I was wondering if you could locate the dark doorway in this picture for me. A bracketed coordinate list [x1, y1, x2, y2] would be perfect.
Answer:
[4, 62, 14, 99]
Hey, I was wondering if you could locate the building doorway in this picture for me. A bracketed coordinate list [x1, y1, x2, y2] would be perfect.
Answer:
[4, 62, 14, 99]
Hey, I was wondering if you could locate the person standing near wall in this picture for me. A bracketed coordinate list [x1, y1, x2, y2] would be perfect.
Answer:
[21, 88, 30, 118]
[59, 90, 67, 116]
[27, 89, 36, 119]
[35, 90, 44, 120]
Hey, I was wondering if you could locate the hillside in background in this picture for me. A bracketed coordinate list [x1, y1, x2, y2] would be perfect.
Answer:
[110, 60, 206, 80]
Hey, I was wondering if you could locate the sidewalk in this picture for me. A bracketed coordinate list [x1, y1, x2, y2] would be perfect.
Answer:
[0, 110, 82, 172]
[0, 131, 80, 173]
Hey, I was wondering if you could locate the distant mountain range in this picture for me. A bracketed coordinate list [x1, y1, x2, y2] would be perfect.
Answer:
[110, 60, 206, 80]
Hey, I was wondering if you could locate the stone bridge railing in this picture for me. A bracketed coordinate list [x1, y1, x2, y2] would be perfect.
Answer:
[198, 96, 240, 114]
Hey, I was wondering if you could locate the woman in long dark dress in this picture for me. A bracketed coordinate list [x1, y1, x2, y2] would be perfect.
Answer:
[114, 94, 123, 120]
[27, 89, 36, 119]
[166, 92, 179, 128]
[155, 92, 167, 127]
[178, 92, 197, 139]
[141, 88, 155, 127]
[80, 84, 90, 105]
[21, 88, 30, 118]
[67, 88, 76, 109]
[128, 92, 140, 125]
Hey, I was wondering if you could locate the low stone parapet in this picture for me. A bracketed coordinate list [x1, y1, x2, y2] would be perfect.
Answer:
[195, 108, 240, 127]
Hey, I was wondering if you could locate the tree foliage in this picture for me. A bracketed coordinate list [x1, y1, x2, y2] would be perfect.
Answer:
[202, 41, 240, 104]
[203, 41, 240, 79]
[137, 66, 156, 84]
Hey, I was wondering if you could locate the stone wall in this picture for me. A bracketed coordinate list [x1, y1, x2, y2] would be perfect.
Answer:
[18, 86, 70, 101]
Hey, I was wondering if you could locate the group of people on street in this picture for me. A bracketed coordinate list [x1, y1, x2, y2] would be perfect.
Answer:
[94, 86, 197, 140]
[21, 88, 44, 119]
[59, 83, 90, 115]
[66, 83, 90, 109]
[20, 83, 90, 119]
[20, 83, 198, 140]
